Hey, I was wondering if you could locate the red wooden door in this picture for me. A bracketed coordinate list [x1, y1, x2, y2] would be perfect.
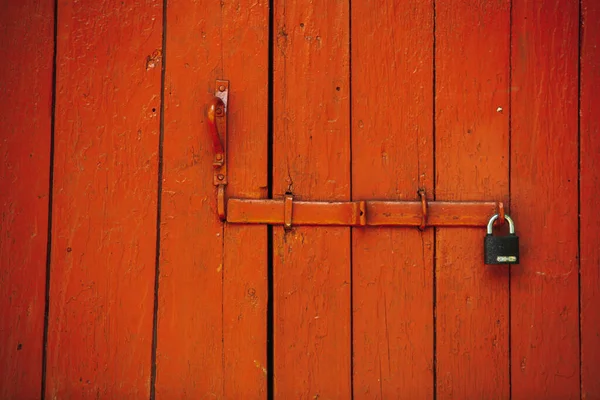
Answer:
[1, 1, 599, 399]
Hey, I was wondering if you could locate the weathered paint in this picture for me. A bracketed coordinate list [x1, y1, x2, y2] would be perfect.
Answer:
[46, 0, 163, 397]
[156, 0, 269, 398]
[221, 0, 269, 397]
[580, 0, 599, 398]
[351, 0, 434, 397]
[272, 0, 351, 397]
[435, 1, 511, 397]
[0, 1, 597, 398]
[511, 1, 580, 398]
[156, 0, 224, 396]
[0, 1, 54, 398]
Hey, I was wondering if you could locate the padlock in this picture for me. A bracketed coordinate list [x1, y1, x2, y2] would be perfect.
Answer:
[484, 214, 519, 265]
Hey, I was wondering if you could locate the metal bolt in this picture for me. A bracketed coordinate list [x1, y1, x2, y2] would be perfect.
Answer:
[218, 85, 226, 92]
[215, 107, 224, 116]
[217, 174, 225, 181]
[215, 154, 222, 161]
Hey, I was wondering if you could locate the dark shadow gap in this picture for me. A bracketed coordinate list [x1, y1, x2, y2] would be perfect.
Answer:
[149, 1, 168, 399]
[577, 0, 583, 396]
[267, 0, 275, 398]
[41, 0, 59, 398]
[348, 0, 354, 397]
[219, 4, 226, 396]
[507, 0, 513, 397]
[267, 227, 274, 400]
[432, 1, 438, 399]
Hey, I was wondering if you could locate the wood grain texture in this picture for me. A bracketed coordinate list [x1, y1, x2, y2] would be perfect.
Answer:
[272, 0, 351, 397]
[158, 1, 269, 397]
[0, 1, 54, 398]
[435, 1, 510, 397]
[580, 0, 599, 398]
[46, 0, 162, 397]
[155, 0, 224, 397]
[222, 0, 269, 397]
[351, 1, 434, 397]
[510, 1, 580, 398]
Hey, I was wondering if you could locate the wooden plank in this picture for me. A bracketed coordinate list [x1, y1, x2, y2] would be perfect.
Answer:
[581, 1, 600, 397]
[510, 1, 580, 398]
[155, 0, 224, 397]
[46, 0, 162, 397]
[0, 1, 54, 398]
[158, 1, 269, 396]
[350, 1, 434, 397]
[272, 0, 351, 397]
[221, 0, 269, 397]
[435, 1, 510, 398]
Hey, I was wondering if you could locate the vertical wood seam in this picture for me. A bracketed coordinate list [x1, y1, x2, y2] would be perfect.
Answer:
[348, 0, 354, 397]
[577, 0, 583, 396]
[221, 221, 225, 398]
[219, 5, 225, 398]
[432, 1, 438, 398]
[508, 0, 513, 397]
[41, 0, 59, 398]
[149, 1, 168, 398]
[267, 1, 275, 399]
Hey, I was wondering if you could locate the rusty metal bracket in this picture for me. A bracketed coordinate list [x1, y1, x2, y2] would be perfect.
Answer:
[206, 80, 229, 220]
[284, 194, 294, 230]
[497, 201, 506, 226]
[418, 189, 428, 231]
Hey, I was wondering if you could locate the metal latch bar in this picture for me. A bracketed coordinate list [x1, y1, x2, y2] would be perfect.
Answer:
[366, 201, 499, 227]
[206, 80, 229, 220]
[226, 197, 499, 228]
[227, 198, 368, 227]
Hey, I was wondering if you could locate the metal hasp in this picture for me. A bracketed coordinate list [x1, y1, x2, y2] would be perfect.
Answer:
[227, 197, 504, 228]
[206, 80, 508, 229]
[206, 80, 229, 220]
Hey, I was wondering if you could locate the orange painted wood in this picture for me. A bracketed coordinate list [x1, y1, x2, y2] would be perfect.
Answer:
[351, 1, 434, 397]
[157, 1, 269, 397]
[435, 1, 510, 397]
[510, 1, 580, 398]
[272, 0, 351, 397]
[46, 1, 162, 397]
[155, 1, 224, 397]
[221, 0, 269, 397]
[0, 1, 54, 398]
[581, 1, 600, 397]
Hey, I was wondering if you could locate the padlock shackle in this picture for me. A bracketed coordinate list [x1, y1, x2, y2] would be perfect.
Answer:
[487, 214, 515, 234]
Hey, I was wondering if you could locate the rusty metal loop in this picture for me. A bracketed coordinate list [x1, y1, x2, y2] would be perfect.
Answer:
[217, 184, 226, 221]
[418, 189, 428, 231]
[206, 97, 225, 158]
[497, 201, 506, 226]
